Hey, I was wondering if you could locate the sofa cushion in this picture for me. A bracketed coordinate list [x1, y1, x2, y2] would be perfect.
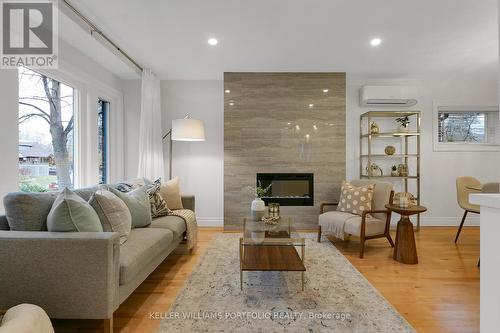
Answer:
[3, 192, 57, 231]
[47, 188, 103, 232]
[89, 189, 132, 244]
[109, 186, 152, 228]
[119, 228, 173, 285]
[3, 186, 99, 231]
[160, 177, 183, 210]
[150, 215, 186, 239]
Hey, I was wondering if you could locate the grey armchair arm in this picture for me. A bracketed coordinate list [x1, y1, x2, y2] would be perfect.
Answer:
[0, 231, 120, 320]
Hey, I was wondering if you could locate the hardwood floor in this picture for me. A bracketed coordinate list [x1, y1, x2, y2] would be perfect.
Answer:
[53, 226, 479, 333]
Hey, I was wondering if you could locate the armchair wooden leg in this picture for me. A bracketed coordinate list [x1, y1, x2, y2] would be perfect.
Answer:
[104, 317, 113, 333]
[317, 226, 321, 242]
[359, 236, 365, 259]
[455, 210, 468, 243]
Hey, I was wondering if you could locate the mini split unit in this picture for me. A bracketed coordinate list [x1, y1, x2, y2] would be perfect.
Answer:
[359, 85, 418, 107]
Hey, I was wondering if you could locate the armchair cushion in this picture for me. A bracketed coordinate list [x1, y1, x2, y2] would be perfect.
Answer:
[319, 211, 385, 239]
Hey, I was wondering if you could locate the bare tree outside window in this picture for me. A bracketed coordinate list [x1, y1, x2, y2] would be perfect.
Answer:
[18, 67, 75, 192]
[438, 112, 486, 143]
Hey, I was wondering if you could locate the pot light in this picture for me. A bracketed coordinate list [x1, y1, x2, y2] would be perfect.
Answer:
[287, 122, 291, 126]
[322, 89, 329, 93]
[295, 125, 300, 130]
[308, 103, 314, 108]
[229, 101, 235, 106]
[370, 38, 382, 47]
[225, 89, 230, 93]
[208, 38, 218, 46]
[313, 125, 318, 130]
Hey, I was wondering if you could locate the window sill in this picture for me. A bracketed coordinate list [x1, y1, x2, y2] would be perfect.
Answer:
[433, 142, 500, 152]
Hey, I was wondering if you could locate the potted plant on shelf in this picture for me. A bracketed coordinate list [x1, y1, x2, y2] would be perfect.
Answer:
[247, 181, 272, 221]
[395, 116, 410, 132]
[391, 165, 399, 176]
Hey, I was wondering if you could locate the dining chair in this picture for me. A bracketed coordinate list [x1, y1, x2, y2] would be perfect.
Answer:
[482, 182, 500, 193]
[455, 176, 481, 243]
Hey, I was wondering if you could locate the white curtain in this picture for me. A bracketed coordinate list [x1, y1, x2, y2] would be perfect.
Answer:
[137, 69, 164, 180]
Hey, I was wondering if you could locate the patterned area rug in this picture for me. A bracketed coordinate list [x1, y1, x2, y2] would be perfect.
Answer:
[156, 234, 414, 333]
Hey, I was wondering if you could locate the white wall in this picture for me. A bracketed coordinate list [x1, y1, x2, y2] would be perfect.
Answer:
[121, 74, 498, 228]
[0, 39, 126, 213]
[347, 75, 500, 226]
[161, 81, 224, 226]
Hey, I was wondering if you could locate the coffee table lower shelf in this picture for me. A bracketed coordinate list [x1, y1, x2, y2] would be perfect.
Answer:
[239, 241, 306, 291]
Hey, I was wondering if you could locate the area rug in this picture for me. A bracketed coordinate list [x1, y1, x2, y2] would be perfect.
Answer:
[156, 234, 414, 333]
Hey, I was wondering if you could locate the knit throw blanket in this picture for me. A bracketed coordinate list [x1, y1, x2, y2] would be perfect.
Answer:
[169, 209, 198, 250]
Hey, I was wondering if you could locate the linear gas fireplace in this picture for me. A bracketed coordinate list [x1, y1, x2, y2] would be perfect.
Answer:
[257, 173, 314, 206]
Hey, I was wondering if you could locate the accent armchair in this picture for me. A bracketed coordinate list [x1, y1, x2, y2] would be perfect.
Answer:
[317, 180, 394, 258]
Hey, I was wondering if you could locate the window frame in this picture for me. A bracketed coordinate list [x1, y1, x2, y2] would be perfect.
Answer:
[433, 103, 500, 152]
[97, 98, 110, 184]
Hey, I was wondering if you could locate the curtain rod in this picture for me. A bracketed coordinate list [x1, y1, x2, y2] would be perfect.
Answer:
[62, 0, 144, 73]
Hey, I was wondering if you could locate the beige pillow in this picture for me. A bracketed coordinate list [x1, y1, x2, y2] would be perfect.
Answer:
[337, 181, 374, 216]
[89, 189, 132, 244]
[160, 177, 183, 210]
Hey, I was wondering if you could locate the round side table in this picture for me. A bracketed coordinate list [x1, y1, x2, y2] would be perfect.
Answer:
[385, 204, 427, 264]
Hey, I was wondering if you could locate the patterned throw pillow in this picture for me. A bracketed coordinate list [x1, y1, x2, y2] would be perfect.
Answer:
[337, 181, 374, 216]
[146, 179, 172, 218]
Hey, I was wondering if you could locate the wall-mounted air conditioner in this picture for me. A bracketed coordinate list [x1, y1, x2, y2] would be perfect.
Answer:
[359, 85, 418, 107]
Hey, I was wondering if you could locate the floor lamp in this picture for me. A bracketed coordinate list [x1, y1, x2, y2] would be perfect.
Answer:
[162, 115, 205, 179]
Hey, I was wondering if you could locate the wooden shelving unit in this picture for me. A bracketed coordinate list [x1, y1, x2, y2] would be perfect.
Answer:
[360, 111, 422, 229]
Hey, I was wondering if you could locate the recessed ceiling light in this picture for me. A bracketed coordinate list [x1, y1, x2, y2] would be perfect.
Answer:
[229, 102, 234, 106]
[313, 125, 318, 130]
[225, 89, 230, 93]
[370, 38, 382, 47]
[305, 134, 310, 140]
[308, 103, 314, 108]
[287, 122, 291, 126]
[208, 38, 218, 46]
[322, 89, 329, 93]
[295, 125, 300, 130]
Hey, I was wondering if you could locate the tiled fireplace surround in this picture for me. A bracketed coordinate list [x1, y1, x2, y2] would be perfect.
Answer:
[224, 72, 346, 230]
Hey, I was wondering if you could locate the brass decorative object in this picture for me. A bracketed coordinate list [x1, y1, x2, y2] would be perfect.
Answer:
[393, 192, 418, 207]
[397, 164, 408, 177]
[366, 163, 383, 176]
[391, 165, 399, 176]
[384, 145, 396, 155]
[268, 203, 280, 217]
[370, 122, 380, 134]
[262, 215, 281, 225]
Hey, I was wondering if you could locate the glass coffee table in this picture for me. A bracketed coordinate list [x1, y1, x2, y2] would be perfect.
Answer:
[239, 216, 306, 291]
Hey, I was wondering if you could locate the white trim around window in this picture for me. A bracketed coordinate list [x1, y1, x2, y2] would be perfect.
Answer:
[432, 102, 500, 152]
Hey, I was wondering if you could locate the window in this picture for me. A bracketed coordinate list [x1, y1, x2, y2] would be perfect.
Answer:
[434, 104, 499, 151]
[98, 99, 109, 184]
[18, 67, 75, 192]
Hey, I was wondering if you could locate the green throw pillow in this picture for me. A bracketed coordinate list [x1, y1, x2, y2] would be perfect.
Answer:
[109, 186, 152, 228]
[47, 188, 103, 232]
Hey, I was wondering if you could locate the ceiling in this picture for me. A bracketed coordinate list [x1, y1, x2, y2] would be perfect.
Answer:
[59, 0, 498, 81]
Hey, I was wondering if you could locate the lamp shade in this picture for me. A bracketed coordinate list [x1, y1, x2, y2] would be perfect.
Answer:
[171, 118, 205, 141]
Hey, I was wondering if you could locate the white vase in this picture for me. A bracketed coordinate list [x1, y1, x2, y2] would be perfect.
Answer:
[251, 198, 266, 221]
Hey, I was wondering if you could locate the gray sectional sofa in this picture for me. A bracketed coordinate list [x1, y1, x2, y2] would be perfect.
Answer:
[0, 186, 194, 332]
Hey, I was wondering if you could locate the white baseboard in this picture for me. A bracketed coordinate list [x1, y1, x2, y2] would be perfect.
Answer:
[390, 216, 480, 228]
[197, 216, 479, 228]
[197, 217, 224, 227]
